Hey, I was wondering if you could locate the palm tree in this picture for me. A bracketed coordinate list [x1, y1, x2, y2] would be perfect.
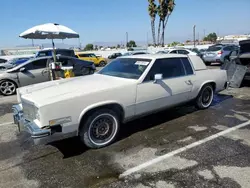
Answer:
[160, 0, 176, 46]
[156, 1, 162, 46]
[148, 0, 157, 46]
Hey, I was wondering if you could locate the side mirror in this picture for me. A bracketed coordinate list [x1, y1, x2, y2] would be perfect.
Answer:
[154, 74, 163, 83]
[19, 67, 26, 72]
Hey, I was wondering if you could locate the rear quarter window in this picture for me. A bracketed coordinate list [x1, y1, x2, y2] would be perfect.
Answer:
[180, 58, 194, 75]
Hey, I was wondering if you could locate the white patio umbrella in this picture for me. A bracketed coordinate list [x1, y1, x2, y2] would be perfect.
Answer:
[19, 23, 80, 80]
[19, 23, 79, 49]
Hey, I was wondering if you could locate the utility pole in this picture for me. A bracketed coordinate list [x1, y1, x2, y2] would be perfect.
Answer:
[197, 32, 199, 45]
[193, 25, 196, 48]
[203, 29, 206, 39]
[32, 39, 34, 47]
[126, 32, 128, 48]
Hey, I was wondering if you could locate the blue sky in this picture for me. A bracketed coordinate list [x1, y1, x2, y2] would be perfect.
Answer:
[1, 0, 250, 47]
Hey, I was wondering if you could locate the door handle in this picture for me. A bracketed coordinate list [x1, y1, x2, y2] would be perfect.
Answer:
[185, 80, 192, 85]
[42, 69, 49, 75]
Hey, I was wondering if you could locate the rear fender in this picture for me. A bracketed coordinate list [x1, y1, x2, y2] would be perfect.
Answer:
[198, 80, 216, 93]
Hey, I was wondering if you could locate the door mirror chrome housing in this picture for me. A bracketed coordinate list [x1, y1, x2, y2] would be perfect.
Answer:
[154, 74, 163, 83]
[19, 67, 26, 72]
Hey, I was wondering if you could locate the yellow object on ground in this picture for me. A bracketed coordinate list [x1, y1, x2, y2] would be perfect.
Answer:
[60, 66, 75, 78]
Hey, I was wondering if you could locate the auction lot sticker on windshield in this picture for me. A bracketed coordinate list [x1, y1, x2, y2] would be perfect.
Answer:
[135, 61, 149, 66]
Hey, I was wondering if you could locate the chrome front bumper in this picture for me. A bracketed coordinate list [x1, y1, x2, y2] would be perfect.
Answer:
[12, 104, 51, 139]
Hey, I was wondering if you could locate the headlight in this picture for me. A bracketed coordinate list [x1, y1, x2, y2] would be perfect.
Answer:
[49, 116, 72, 126]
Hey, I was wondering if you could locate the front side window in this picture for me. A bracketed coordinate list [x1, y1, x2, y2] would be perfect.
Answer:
[144, 58, 185, 81]
[89, 54, 96, 57]
[98, 58, 151, 79]
[31, 59, 47, 69]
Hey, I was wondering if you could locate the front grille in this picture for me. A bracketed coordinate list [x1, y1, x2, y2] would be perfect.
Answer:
[22, 100, 36, 122]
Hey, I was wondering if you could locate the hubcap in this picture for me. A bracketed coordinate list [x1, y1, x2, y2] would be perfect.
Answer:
[202, 87, 213, 106]
[88, 114, 117, 146]
[0, 81, 15, 95]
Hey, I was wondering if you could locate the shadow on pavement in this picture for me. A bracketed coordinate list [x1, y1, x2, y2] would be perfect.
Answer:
[212, 94, 233, 106]
[49, 137, 88, 158]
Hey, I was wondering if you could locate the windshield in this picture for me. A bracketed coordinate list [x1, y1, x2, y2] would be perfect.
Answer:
[98, 58, 151, 79]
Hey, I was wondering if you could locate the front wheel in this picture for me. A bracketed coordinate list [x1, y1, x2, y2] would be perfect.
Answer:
[195, 84, 214, 109]
[79, 109, 120, 149]
[0, 80, 17, 96]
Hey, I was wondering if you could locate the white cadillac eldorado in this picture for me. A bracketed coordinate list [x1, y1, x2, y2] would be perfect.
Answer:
[13, 54, 229, 148]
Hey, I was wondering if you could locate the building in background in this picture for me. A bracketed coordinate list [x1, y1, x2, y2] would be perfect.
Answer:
[216, 34, 250, 45]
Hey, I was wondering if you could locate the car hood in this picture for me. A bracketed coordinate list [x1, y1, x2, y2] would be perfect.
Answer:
[20, 74, 137, 107]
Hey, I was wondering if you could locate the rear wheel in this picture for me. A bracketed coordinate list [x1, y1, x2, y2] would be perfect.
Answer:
[0, 80, 17, 96]
[79, 108, 120, 149]
[195, 84, 214, 109]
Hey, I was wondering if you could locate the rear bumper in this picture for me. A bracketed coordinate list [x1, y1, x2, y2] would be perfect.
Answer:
[203, 55, 222, 63]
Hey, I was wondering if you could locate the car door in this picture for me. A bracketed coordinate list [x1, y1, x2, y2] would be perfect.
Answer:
[135, 57, 194, 115]
[18, 58, 49, 87]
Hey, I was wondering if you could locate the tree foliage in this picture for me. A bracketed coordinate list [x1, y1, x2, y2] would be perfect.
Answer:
[84, 44, 94, 51]
[148, 0, 158, 46]
[168, 41, 182, 47]
[127, 40, 137, 47]
[149, 0, 176, 47]
[203, 33, 217, 42]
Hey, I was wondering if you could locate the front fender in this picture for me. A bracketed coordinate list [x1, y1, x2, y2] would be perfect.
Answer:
[77, 100, 125, 124]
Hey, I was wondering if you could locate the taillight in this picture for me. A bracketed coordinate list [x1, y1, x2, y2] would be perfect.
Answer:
[218, 51, 223, 55]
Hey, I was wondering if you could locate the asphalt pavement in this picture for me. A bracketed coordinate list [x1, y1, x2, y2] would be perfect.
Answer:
[1, 65, 250, 188]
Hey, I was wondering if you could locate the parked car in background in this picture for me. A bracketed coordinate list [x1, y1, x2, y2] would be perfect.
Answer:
[75, 52, 107, 66]
[0, 55, 95, 96]
[131, 52, 149, 55]
[108, 53, 122, 59]
[36, 48, 75, 58]
[155, 50, 169, 54]
[0, 58, 30, 70]
[13, 54, 228, 149]
[168, 49, 197, 55]
[202, 44, 239, 65]
[0, 58, 8, 64]
[122, 52, 133, 56]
